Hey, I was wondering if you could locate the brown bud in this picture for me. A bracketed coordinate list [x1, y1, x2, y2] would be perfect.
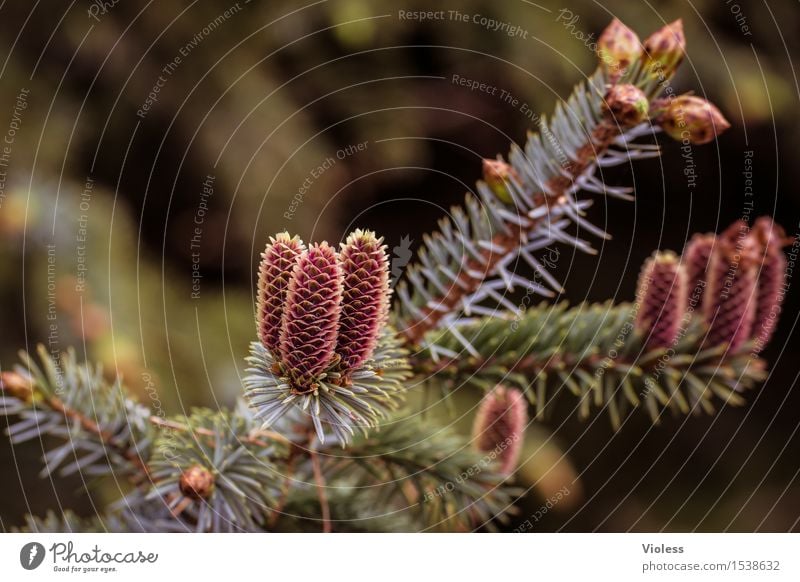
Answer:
[179, 465, 215, 500]
[482, 158, 520, 205]
[642, 19, 685, 78]
[603, 85, 649, 127]
[597, 18, 641, 76]
[0, 371, 34, 401]
[658, 95, 730, 145]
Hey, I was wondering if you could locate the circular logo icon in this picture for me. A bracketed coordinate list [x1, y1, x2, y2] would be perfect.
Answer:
[20, 542, 46, 570]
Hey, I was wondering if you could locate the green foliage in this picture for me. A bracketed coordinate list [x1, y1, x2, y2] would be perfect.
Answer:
[2, 346, 153, 478]
[244, 330, 411, 445]
[310, 416, 520, 531]
[417, 302, 766, 429]
[145, 409, 283, 533]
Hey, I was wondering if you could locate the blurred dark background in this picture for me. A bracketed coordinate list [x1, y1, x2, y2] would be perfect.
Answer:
[0, 0, 798, 531]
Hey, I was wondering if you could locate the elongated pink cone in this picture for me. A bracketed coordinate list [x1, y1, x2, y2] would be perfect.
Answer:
[751, 217, 789, 351]
[635, 251, 687, 348]
[256, 233, 305, 354]
[336, 230, 391, 373]
[682, 233, 715, 305]
[703, 221, 759, 352]
[472, 385, 527, 475]
[279, 243, 343, 390]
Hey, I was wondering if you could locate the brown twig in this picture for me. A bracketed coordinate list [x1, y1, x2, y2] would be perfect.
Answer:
[149, 415, 293, 448]
[309, 440, 332, 533]
[47, 394, 151, 479]
[399, 120, 621, 346]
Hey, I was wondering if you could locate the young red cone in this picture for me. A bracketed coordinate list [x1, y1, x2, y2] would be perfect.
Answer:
[751, 217, 789, 351]
[472, 385, 528, 475]
[279, 242, 343, 390]
[682, 233, 716, 306]
[703, 221, 759, 352]
[635, 251, 687, 348]
[336, 230, 391, 373]
[256, 233, 305, 354]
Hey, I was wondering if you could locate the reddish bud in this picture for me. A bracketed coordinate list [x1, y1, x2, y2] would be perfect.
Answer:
[336, 230, 391, 372]
[472, 385, 527, 475]
[642, 19, 685, 78]
[179, 465, 215, 500]
[635, 251, 687, 348]
[597, 18, 641, 76]
[279, 243, 343, 390]
[603, 84, 649, 127]
[482, 158, 520, 205]
[256, 233, 305, 354]
[658, 95, 730, 145]
[0, 371, 34, 402]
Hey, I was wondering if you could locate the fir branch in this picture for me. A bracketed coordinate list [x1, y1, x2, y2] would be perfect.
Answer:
[1, 346, 153, 480]
[393, 23, 727, 354]
[318, 417, 521, 531]
[415, 302, 766, 429]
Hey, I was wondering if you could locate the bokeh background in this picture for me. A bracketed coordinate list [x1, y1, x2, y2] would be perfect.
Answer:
[1, 0, 798, 531]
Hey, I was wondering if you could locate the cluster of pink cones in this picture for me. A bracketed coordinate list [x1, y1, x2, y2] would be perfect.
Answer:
[636, 217, 789, 353]
[256, 229, 390, 392]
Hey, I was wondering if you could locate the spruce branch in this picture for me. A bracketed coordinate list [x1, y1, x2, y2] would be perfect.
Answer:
[393, 19, 729, 356]
[414, 301, 766, 429]
[1, 346, 153, 480]
[316, 417, 521, 531]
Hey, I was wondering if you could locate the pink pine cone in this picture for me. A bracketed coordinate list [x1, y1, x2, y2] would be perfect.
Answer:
[635, 251, 687, 349]
[279, 242, 343, 390]
[472, 385, 528, 475]
[751, 217, 789, 351]
[335, 230, 391, 373]
[682, 233, 715, 306]
[703, 221, 759, 352]
[256, 233, 305, 354]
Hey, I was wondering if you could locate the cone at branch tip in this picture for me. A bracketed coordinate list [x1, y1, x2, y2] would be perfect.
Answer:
[635, 251, 687, 349]
[472, 385, 528, 475]
[336, 229, 391, 373]
[702, 221, 759, 352]
[751, 217, 791, 351]
[279, 242, 343, 391]
[256, 233, 305, 354]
